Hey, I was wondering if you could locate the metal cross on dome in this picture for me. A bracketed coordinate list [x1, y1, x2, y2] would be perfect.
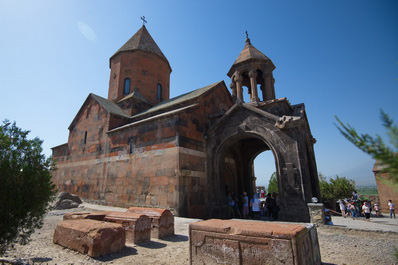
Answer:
[141, 16, 147, 26]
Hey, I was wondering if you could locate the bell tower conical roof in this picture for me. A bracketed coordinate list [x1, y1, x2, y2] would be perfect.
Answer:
[110, 25, 171, 70]
[227, 37, 274, 77]
[227, 34, 276, 103]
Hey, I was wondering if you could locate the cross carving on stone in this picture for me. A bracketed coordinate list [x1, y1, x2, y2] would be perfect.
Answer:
[282, 163, 300, 191]
[141, 16, 147, 26]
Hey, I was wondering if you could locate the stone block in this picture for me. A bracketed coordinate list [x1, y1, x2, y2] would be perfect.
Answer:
[53, 219, 125, 257]
[104, 212, 151, 244]
[127, 207, 174, 239]
[189, 219, 321, 265]
[63, 211, 110, 221]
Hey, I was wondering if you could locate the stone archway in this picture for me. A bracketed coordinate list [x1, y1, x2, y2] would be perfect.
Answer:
[205, 102, 320, 222]
[214, 133, 278, 204]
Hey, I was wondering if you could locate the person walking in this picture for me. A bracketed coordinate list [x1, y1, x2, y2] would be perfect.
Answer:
[362, 201, 371, 220]
[339, 199, 347, 218]
[388, 200, 396, 218]
[265, 193, 274, 220]
[226, 192, 234, 218]
[250, 194, 261, 220]
[373, 203, 380, 217]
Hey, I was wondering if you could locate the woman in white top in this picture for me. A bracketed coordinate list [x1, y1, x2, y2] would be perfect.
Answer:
[250, 194, 261, 220]
[362, 202, 371, 220]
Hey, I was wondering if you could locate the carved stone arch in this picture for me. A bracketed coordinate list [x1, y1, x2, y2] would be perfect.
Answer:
[205, 105, 316, 222]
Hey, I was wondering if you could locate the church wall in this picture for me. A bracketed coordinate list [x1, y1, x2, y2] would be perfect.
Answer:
[52, 99, 110, 201]
[175, 84, 233, 217]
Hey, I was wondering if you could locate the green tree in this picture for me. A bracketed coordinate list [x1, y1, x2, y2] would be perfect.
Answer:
[335, 110, 398, 182]
[319, 174, 356, 208]
[267, 172, 279, 194]
[0, 120, 56, 255]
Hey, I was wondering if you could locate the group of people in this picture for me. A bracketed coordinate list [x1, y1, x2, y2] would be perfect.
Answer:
[226, 191, 280, 221]
[338, 191, 396, 220]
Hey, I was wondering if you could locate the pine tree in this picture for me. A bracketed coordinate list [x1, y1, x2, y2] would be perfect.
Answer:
[335, 110, 398, 182]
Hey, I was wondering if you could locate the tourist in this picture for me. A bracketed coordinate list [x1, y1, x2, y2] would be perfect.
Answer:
[362, 201, 371, 220]
[346, 200, 351, 217]
[352, 190, 359, 201]
[271, 192, 280, 221]
[242, 192, 249, 219]
[260, 189, 265, 198]
[339, 199, 347, 218]
[350, 202, 357, 218]
[374, 203, 380, 217]
[232, 194, 241, 218]
[388, 200, 396, 218]
[266, 193, 274, 220]
[250, 194, 261, 220]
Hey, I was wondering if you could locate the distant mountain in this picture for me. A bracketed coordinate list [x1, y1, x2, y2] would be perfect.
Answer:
[328, 159, 376, 186]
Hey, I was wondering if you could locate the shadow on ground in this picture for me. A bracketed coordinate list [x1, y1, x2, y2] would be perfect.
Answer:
[137, 241, 167, 249]
[95, 246, 137, 262]
[161, 234, 189, 242]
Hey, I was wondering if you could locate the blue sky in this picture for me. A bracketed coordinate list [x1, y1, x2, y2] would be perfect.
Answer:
[1, 0, 397, 187]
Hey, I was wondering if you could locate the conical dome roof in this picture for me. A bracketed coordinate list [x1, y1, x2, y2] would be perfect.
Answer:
[110, 25, 170, 69]
[233, 38, 270, 65]
[227, 37, 274, 77]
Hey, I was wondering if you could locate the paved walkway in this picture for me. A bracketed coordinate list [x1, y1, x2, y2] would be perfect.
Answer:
[81, 203, 398, 232]
[328, 215, 398, 232]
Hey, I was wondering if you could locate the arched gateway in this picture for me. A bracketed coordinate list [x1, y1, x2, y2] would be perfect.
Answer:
[205, 102, 320, 222]
[204, 35, 320, 222]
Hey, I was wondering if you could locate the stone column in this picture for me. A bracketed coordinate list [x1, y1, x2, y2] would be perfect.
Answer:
[260, 84, 266, 101]
[234, 71, 243, 102]
[248, 70, 259, 102]
[230, 82, 237, 100]
[263, 74, 273, 101]
[271, 75, 276, 99]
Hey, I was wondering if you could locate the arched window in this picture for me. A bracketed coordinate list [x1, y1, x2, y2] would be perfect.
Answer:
[123, 78, 130, 95]
[157, 83, 163, 101]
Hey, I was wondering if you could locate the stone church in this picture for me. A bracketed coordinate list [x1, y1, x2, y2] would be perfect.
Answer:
[52, 25, 320, 222]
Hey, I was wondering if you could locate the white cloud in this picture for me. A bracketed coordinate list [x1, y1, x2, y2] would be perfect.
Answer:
[77, 21, 97, 43]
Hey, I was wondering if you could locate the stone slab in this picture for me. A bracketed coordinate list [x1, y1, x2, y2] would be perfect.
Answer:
[189, 219, 321, 265]
[127, 207, 174, 239]
[53, 219, 125, 257]
[63, 211, 110, 221]
[104, 212, 151, 244]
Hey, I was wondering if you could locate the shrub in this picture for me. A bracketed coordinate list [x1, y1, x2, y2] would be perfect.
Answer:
[0, 120, 56, 255]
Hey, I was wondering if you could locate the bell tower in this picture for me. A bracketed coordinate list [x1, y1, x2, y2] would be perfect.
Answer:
[227, 33, 275, 103]
[108, 25, 172, 106]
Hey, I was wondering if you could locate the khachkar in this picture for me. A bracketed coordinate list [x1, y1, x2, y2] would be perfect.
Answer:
[205, 33, 320, 222]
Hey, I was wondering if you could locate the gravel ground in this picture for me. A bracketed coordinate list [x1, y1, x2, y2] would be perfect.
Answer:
[2, 205, 398, 265]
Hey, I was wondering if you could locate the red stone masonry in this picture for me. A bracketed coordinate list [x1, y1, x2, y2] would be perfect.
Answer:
[127, 207, 174, 239]
[108, 50, 171, 105]
[53, 219, 125, 257]
[189, 219, 321, 265]
[104, 212, 152, 244]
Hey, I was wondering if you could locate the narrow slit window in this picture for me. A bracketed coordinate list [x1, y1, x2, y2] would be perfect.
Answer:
[157, 83, 162, 101]
[84, 131, 88, 144]
[124, 78, 131, 95]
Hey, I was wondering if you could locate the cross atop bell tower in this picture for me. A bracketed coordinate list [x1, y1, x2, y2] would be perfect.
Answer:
[227, 33, 276, 103]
